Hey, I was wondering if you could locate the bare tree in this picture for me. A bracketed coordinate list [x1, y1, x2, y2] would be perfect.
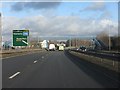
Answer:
[96, 31, 109, 46]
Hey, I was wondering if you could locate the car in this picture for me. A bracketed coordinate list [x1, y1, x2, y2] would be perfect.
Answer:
[77, 46, 87, 52]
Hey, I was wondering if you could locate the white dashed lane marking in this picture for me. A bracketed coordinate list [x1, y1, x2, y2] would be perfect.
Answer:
[9, 72, 20, 79]
[42, 56, 44, 59]
[33, 60, 37, 63]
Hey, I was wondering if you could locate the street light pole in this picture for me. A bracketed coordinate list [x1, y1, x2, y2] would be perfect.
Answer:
[37, 36, 40, 48]
[38, 36, 39, 43]
[108, 22, 111, 51]
[70, 36, 71, 48]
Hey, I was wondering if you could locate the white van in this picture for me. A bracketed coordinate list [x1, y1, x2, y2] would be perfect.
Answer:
[49, 44, 56, 51]
[59, 45, 64, 51]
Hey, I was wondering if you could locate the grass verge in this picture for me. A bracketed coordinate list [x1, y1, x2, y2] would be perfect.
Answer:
[1, 49, 43, 58]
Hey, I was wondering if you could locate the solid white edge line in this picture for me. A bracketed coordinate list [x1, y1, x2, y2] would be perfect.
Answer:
[9, 72, 20, 79]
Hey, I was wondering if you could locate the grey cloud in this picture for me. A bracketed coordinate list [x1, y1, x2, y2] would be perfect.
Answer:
[2, 16, 118, 41]
[11, 2, 61, 12]
[80, 2, 106, 12]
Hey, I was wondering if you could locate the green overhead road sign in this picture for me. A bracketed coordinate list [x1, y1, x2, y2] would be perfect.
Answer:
[13, 30, 29, 46]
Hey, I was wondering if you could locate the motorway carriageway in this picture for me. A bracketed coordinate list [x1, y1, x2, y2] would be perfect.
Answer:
[2, 50, 120, 88]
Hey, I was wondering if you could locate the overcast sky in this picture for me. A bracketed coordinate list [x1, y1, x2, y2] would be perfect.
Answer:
[0, 0, 119, 41]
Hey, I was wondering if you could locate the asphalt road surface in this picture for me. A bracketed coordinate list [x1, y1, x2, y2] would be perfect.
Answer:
[2, 50, 119, 88]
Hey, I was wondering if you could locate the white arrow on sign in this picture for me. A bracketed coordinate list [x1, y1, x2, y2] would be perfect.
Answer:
[22, 40, 28, 45]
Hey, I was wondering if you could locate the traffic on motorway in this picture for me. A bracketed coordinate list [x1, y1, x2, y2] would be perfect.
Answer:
[1, 1, 120, 89]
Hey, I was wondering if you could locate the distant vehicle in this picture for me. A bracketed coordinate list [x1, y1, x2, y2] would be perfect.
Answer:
[40, 40, 49, 50]
[77, 46, 87, 52]
[59, 45, 64, 51]
[49, 44, 56, 51]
